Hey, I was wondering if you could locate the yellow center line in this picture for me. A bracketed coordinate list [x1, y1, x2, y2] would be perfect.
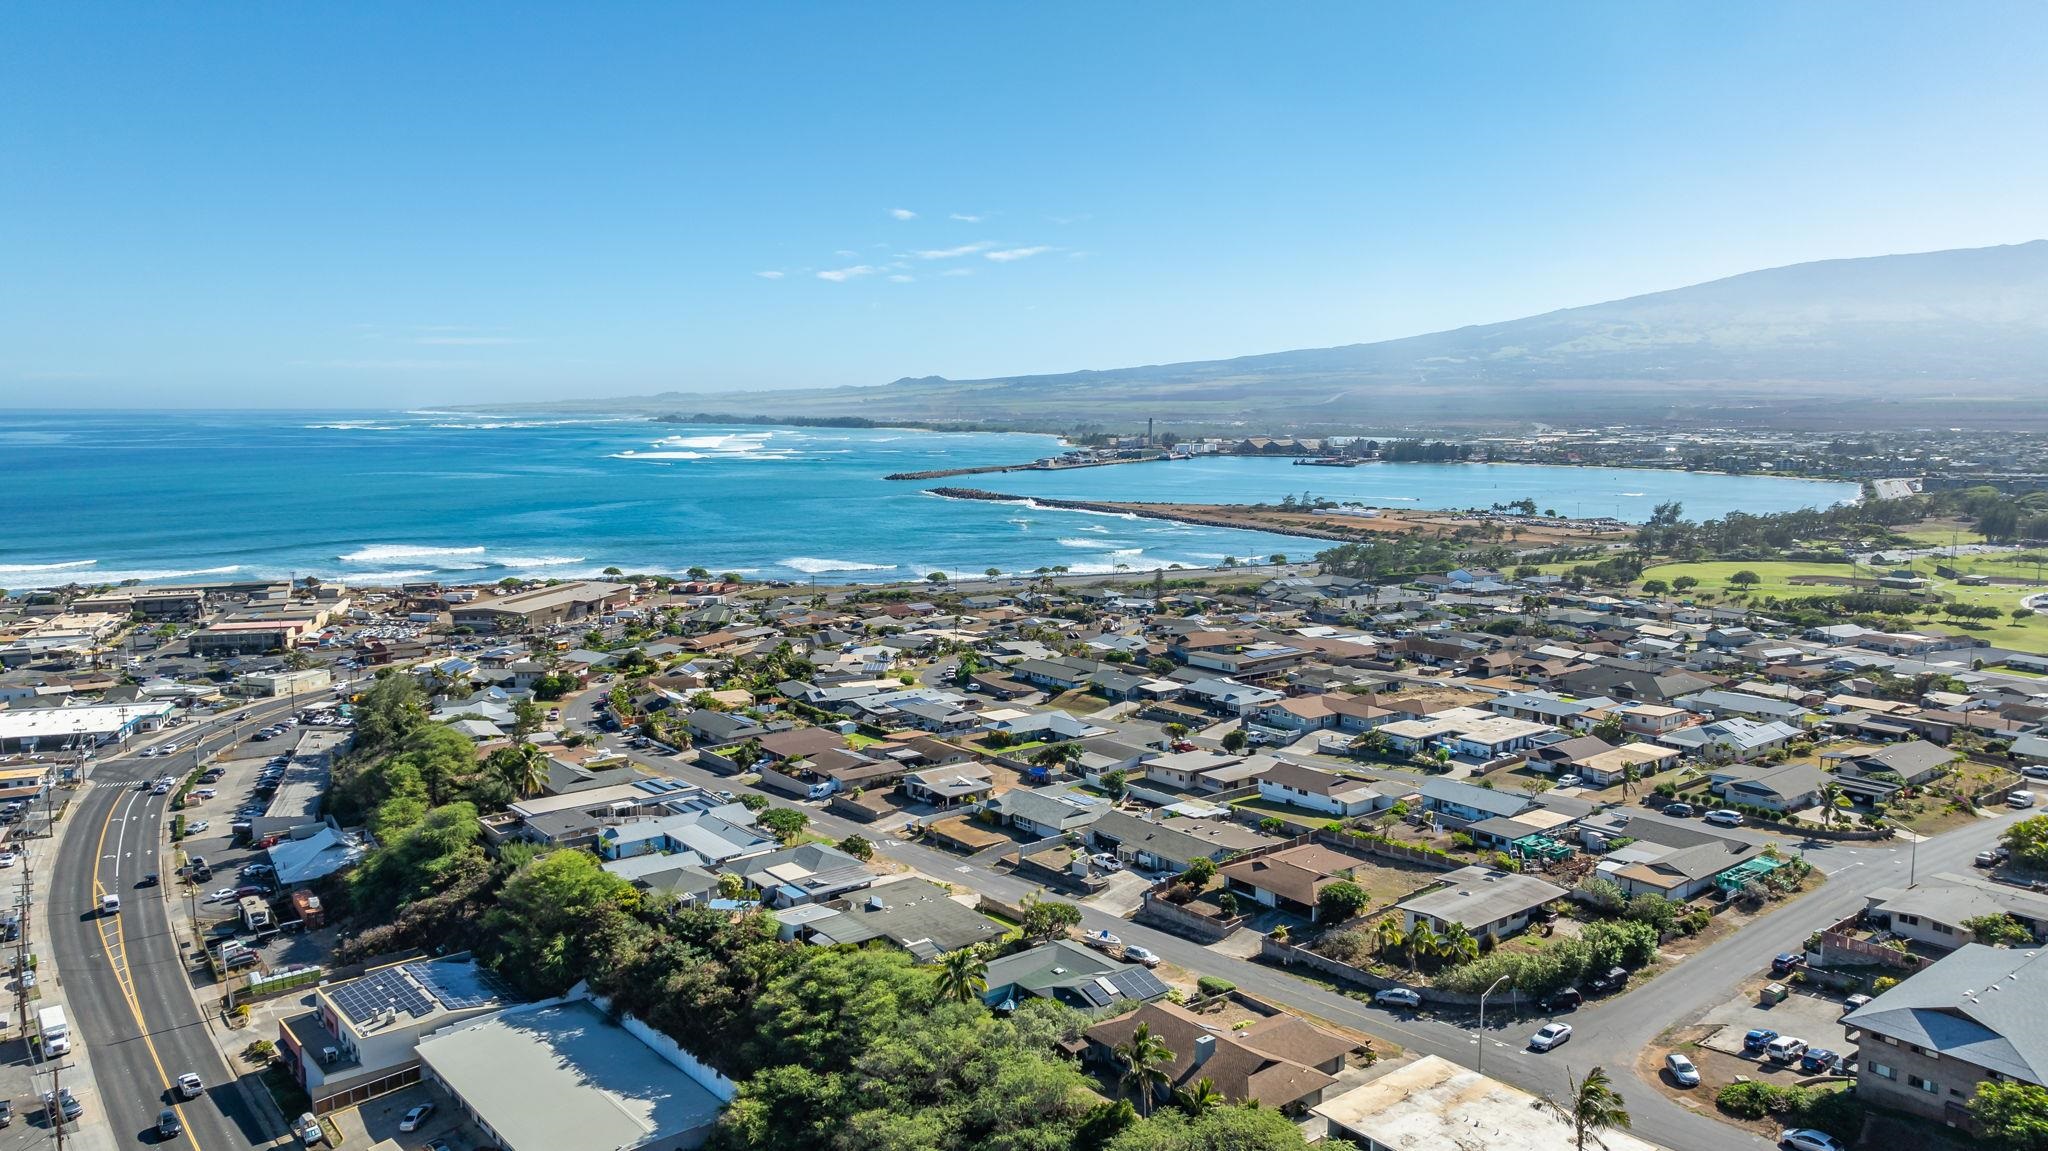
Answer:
[89, 785, 209, 1151]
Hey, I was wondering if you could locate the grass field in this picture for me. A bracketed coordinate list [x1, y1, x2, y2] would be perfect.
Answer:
[1623, 558, 2048, 656]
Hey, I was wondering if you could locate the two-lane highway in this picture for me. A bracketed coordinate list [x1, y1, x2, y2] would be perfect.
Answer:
[49, 699, 304, 1150]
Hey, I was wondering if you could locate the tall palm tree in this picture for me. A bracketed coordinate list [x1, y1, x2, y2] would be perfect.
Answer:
[1555, 1066, 1632, 1151]
[1376, 916, 1408, 957]
[934, 947, 988, 1005]
[493, 741, 551, 799]
[1820, 783, 1843, 828]
[1405, 922, 1441, 972]
[1173, 1077, 1225, 1117]
[1437, 922, 1480, 966]
[1115, 1023, 1175, 1118]
[1618, 764, 1641, 803]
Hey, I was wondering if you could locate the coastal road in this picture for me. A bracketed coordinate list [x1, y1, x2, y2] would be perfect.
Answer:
[570, 689, 2020, 1151]
[49, 698, 303, 1151]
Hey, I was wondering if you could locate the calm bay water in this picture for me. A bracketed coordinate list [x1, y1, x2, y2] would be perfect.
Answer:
[0, 411, 1859, 587]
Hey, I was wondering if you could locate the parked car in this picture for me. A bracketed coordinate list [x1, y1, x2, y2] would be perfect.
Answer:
[42, 1088, 82, 1122]
[0, 1097, 12, 1126]
[1766, 1036, 1809, 1064]
[1121, 945, 1161, 968]
[2009, 790, 2037, 808]
[1780, 1129, 1846, 1151]
[1091, 853, 1124, 872]
[1771, 952, 1806, 975]
[0, 853, 17, 869]
[1665, 1052, 1701, 1086]
[1529, 1023, 1573, 1051]
[1586, 966, 1629, 994]
[1540, 987, 1583, 1012]
[1373, 987, 1423, 1009]
[399, 1103, 435, 1132]
[1662, 802, 1695, 817]
[1743, 1028, 1780, 1053]
[294, 1111, 324, 1145]
[1555, 774, 1583, 789]
[186, 821, 210, 835]
[1977, 848, 2010, 868]
[1704, 809, 1745, 827]
[1842, 994, 1872, 1015]
[1800, 1047, 1840, 1074]
[2022, 765, 2048, 781]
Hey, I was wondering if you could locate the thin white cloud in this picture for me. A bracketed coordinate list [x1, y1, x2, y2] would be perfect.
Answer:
[949, 213, 984, 223]
[413, 336, 531, 346]
[755, 270, 785, 280]
[834, 249, 859, 258]
[985, 246, 1051, 262]
[889, 208, 918, 220]
[888, 274, 915, 283]
[939, 267, 974, 277]
[817, 265, 879, 282]
[915, 242, 994, 260]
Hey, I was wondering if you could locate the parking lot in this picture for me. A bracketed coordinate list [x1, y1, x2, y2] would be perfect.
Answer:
[337, 1081, 490, 1151]
[1696, 977, 1857, 1064]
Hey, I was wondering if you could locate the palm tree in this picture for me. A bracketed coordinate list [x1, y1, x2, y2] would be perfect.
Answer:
[1173, 1077, 1225, 1117]
[1556, 1066, 1632, 1151]
[934, 947, 988, 1005]
[1405, 921, 1441, 972]
[1618, 764, 1641, 803]
[492, 741, 551, 799]
[1115, 1023, 1175, 1118]
[1820, 783, 1844, 828]
[1376, 917, 1408, 957]
[1437, 922, 1480, 966]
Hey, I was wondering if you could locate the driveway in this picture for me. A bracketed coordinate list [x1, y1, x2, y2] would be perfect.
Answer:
[1080, 870, 1153, 917]
[1697, 981, 1855, 1059]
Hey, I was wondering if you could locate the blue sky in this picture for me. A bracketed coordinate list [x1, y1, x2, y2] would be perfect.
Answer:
[4, 2, 2046, 408]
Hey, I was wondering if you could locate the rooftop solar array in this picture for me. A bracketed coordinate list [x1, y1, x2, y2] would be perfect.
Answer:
[331, 967, 434, 1024]
[403, 961, 515, 1011]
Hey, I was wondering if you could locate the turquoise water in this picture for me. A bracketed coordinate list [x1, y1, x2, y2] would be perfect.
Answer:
[0, 411, 1859, 587]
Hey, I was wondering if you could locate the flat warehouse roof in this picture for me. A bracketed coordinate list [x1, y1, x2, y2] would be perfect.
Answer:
[418, 999, 723, 1151]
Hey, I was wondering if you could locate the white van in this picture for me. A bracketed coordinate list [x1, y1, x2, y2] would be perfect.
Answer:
[38, 1005, 70, 1055]
[100, 894, 121, 916]
[2010, 790, 2037, 808]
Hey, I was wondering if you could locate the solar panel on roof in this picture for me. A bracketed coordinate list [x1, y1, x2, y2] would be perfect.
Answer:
[402, 961, 515, 1011]
[1110, 968, 1169, 1000]
[331, 968, 434, 1024]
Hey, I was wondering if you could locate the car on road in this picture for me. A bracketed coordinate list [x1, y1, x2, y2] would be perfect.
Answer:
[1121, 945, 1161, 968]
[2023, 765, 2048, 782]
[1703, 809, 1744, 827]
[99, 894, 121, 916]
[399, 1103, 436, 1132]
[177, 1072, 203, 1099]
[158, 1107, 184, 1139]
[1662, 802, 1695, 817]
[139, 872, 159, 887]
[1664, 1052, 1701, 1086]
[1779, 1129, 1846, 1151]
[0, 852, 16, 869]
[1529, 1023, 1573, 1051]
[1743, 1028, 1780, 1053]
[1373, 987, 1423, 1009]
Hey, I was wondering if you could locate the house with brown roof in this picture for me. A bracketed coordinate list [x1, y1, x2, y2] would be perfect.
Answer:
[1084, 1001, 1351, 1114]
[1220, 843, 1372, 921]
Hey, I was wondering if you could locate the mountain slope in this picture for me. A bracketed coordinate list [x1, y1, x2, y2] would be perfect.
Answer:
[528, 240, 2048, 430]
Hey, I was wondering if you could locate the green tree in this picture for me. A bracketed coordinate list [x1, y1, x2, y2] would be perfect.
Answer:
[836, 834, 874, 862]
[1020, 894, 1084, 941]
[1102, 769, 1129, 800]
[1436, 921, 1480, 965]
[2004, 816, 2048, 870]
[1728, 570, 1762, 588]
[1972, 1080, 2048, 1151]
[1172, 1077, 1225, 1117]
[1672, 576, 1699, 591]
[488, 741, 551, 799]
[1557, 1066, 1632, 1151]
[934, 947, 988, 1005]
[1114, 1022, 1175, 1118]
[758, 807, 810, 845]
[512, 696, 544, 743]
[1180, 856, 1218, 890]
[1031, 742, 1083, 773]
[1965, 913, 2037, 947]
[1317, 881, 1370, 923]
[1102, 1105, 1317, 1151]
[1641, 579, 1669, 595]
[1221, 728, 1249, 753]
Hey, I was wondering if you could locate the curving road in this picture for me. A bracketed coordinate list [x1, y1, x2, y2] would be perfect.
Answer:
[48, 698, 304, 1151]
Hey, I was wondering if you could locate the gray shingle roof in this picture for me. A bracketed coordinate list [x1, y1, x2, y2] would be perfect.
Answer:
[1846, 944, 2048, 1084]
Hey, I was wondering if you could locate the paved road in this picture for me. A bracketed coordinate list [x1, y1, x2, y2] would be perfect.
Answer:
[48, 699, 303, 1151]
[570, 687, 2021, 1151]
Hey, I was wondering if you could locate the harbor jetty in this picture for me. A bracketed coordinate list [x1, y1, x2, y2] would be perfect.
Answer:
[925, 487, 1363, 541]
[886, 451, 1173, 482]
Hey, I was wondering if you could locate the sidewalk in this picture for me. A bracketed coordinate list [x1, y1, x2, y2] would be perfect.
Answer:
[9, 810, 119, 1151]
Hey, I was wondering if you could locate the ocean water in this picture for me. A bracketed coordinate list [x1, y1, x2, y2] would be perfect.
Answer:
[0, 411, 1860, 588]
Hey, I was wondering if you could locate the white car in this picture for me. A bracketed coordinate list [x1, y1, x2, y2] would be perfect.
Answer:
[0, 852, 17, 869]
[398, 1103, 435, 1132]
[2009, 790, 2037, 808]
[1121, 945, 1161, 968]
[1373, 987, 1423, 1009]
[177, 1072, 204, 1099]
[204, 888, 237, 903]
[1555, 774, 1583, 789]
[1529, 1022, 1574, 1051]
[1665, 1052, 1701, 1086]
[1091, 853, 1124, 872]
[194, 788, 217, 799]
[1779, 1129, 1845, 1151]
[1703, 809, 1744, 827]
[186, 820, 210, 834]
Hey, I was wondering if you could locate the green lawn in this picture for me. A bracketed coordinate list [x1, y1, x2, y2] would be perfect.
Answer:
[1627, 559, 2048, 655]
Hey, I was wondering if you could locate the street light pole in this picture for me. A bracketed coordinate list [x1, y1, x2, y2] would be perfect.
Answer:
[1477, 975, 1510, 1075]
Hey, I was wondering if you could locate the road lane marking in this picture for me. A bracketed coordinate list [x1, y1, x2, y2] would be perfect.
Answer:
[89, 788, 209, 1151]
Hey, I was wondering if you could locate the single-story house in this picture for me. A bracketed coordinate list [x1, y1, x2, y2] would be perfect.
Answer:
[1397, 865, 1567, 942]
[1084, 1001, 1348, 1114]
[1255, 761, 1394, 818]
